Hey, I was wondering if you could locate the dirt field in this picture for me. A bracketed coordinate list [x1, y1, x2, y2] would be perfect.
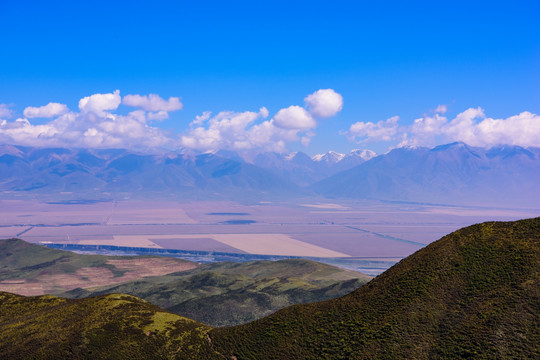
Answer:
[0, 257, 197, 296]
[4, 199, 538, 260]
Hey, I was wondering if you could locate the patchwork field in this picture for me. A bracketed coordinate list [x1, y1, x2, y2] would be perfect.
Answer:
[0, 238, 197, 296]
[2, 198, 538, 273]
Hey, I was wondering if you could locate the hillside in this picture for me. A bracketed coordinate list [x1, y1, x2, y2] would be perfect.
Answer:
[1, 218, 538, 359]
[0, 292, 219, 359]
[61, 259, 370, 326]
[211, 217, 540, 359]
[0, 238, 196, 295]
[0, 238, 370, 326]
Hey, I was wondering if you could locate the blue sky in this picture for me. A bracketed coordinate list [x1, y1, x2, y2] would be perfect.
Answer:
[0, 0, 538, 154]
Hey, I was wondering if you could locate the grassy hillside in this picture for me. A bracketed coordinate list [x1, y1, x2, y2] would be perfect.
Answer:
[0, 292, 221, 359]
[1, 218, 538, 359]
[0, 238, 370, 326]
[0, 238, 196, 295]
[211, 217, 540, 359]
[61, 259, 370, 326]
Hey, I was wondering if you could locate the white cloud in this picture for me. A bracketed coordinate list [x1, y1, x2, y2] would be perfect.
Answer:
[259, 106, 269, 119]
[147, 111, 169, 121]
[444, 109, 540, 147]
[1, 90, 335, 153]
[0, 104, 14, 118]
[405, 113, 448, 146]
[346, 116, 400, 143]
[23, 102, 69, 118]
[387, 107, 540, 148]
[273, 105, 316, 129]
[79, 90, 121, 116]
[192, 111, 212, 126]
[435, 104, 448, 114]
[180, 89, 341, 153]
[123, 93, 183, 112]
[301, 136, 311, 147]
[181, 109, 270, 151]
[304, 89, 343, 118]
[0, 92, 174, 150]
[180, 105, 309, 153]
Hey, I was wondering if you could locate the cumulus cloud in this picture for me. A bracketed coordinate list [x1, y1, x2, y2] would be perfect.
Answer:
[123, 93, 183, 112]
[180, 108, 295, 152]
[444, 109, 540, 147]
[0, 104, 14, 119]
[147, 111, 170, 121]
[404, 113, 448, 146]
[360, 107, 540, 149]
[435, 104, 448, 114]
[0, 91, 174, 150]
[180, 90, 343, 153]
[346, 115, 400, 143]
[79, 90, 121, 116]
[0, 88, 354, 153]
[304, 89, 343, 118]
[23, 102, 69, 118]
[273, 106, 316, 129]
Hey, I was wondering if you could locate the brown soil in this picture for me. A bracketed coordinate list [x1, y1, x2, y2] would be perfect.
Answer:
[0, 258, 197, 296]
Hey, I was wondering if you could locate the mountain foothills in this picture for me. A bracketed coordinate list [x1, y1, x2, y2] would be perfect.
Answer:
[213, 217, 540, 359]
[0, 238, 197, 295]
[1, 218, 538, 359]
[1, 142, 538, 205]
[0, 238, 369, 326]
[60, 259, 369, 327]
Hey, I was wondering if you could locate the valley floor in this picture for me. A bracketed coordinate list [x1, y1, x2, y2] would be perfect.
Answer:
[1, 197, 537, 274]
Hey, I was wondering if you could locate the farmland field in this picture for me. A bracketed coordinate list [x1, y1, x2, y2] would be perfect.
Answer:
[2, 198, 537, 274]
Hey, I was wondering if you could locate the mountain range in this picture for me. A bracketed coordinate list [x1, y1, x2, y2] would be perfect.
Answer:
[0, 142, 538, 205]
[1, 217, 538, 359]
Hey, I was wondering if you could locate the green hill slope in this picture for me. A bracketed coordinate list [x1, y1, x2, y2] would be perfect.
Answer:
[0, 238, 197, 295]
[211, 217, 540, 359]
[0, 238, 370, 326]
[1, 218, 538, 359]
[0, 292, 220, 359]
[61, 259, 370, 326]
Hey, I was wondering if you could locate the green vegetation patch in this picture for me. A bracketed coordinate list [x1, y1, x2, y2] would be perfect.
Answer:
[211, 217, 540, 359]
[0, 292, 220, 359]
[2, 218, 538, 359]
[61, 258, 371, 326]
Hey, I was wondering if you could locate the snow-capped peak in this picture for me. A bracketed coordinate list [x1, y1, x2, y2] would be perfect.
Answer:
[348, 149, 377, 161]
[312, 151, 345, 163]
[284, 152, 298, 160]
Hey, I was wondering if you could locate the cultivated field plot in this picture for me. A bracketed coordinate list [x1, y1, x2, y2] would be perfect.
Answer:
[0, 256, 197, 296]
[0, 199, 114, 226]
[0, 226, 25, 238]
[107, 200, 197, 225]
[4, 199, 538, 263]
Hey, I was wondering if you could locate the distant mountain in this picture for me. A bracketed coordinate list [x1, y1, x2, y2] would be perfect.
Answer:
[0, 146, 303, 199]
[311, 142, 540, 206]
[312, 149, 376, 165]
[2, 217, 538, 359]
[312, 150, 345, 164]
[250, 149, 376, 186]
[1, 143, 537, 205]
